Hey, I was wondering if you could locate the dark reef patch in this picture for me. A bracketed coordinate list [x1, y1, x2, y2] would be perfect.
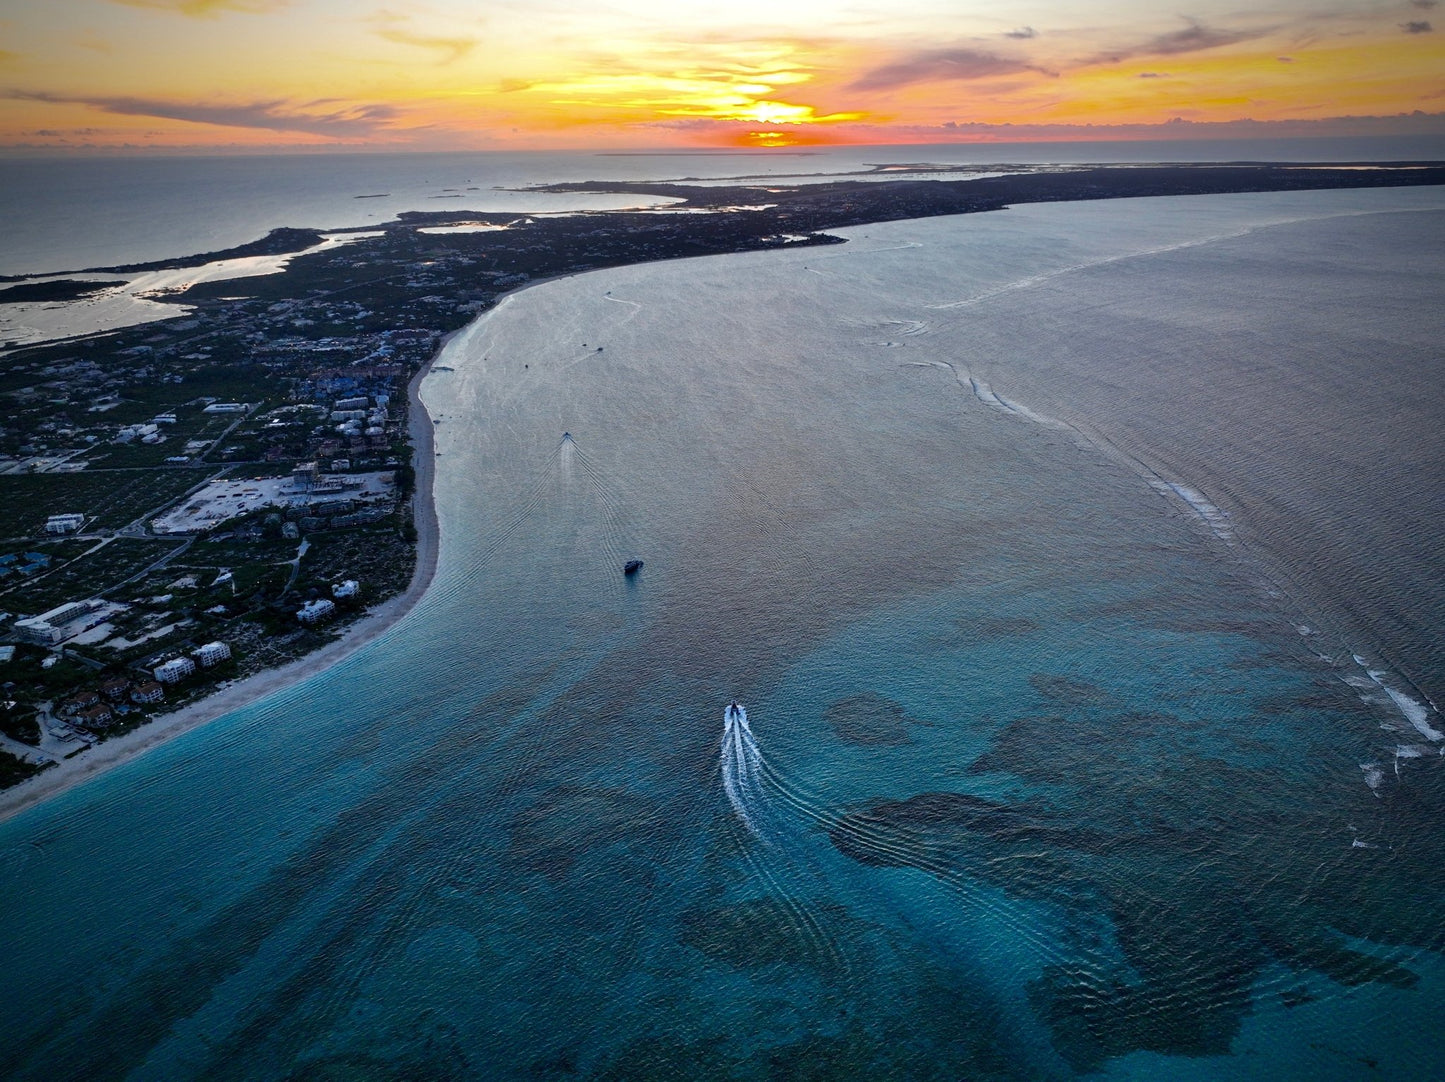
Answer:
[508, 784, 663, 882]
[959, 614, 1040, 638]
[823, 691, 929, 746]
[1029, 673, 1113, 705]
[677, 898, 862, 977]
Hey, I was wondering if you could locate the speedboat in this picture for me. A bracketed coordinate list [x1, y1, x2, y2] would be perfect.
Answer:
[623, 559, 643, 575]
[726, 700, 744, 722]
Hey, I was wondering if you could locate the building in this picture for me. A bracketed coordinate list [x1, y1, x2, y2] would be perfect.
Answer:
[100, 677, 131, 702]
[13, 617, 64, 645]
[13, 598, 104, 641]
[154, 656, 197, 684]
[45, 513, 86, 535]
[131, 681, 165, 705]
[58, 691, 102, 717]
[12, 598, 104, 645]
[202, 402, 249, 414]
[297, 598, 335, 625]
[332, 580, 360, 599]
[21, 552, 52, 573]
[192, 641, 231, 667]
[77, 703, 114, 729]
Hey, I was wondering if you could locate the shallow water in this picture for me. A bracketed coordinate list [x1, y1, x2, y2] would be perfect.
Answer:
[1, 188, 1443, 1080]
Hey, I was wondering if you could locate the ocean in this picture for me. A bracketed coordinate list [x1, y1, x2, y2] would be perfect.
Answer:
[3, 135, 1443, 276]
[0, 156, 1444, 1079]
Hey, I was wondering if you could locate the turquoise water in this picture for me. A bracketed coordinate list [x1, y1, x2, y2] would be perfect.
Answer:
[2, 189, 1445, 1080]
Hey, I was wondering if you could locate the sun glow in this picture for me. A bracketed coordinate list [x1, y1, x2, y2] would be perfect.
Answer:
[0, 2, 1441, 150]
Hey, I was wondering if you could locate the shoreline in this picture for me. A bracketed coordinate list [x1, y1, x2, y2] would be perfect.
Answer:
[0, 338, 446, 826]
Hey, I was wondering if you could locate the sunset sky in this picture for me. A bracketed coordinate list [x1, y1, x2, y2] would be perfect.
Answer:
[1, 0, 1442, 151]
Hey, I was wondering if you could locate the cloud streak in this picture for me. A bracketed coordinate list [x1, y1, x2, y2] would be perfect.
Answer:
[107, 0, 288, 15]
[1092, 19, 1268, 64]
[848, 48, 1047, 92]
[3, 89, 400, 137]
[374, 27, 477, 64]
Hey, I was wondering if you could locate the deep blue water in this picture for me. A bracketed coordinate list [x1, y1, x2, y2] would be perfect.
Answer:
[1, 187, 1444, 1080]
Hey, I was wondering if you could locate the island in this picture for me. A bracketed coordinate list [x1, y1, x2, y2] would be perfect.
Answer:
[1, 160, 1442, 808]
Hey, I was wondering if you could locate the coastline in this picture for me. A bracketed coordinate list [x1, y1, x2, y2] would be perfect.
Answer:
[0, 336, 445, 826]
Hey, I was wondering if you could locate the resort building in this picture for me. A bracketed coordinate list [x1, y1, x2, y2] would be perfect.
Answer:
[297, 598, 336, 625]
[77, 703, 114, 729]
[131, 682, 165, 705]
[332, 580, 360, 599]
[13, 617, 64, 645]
[192, 641, 231, 667]
[154, 656, 197, 684]
[100, 677, 132, 702]
[58, 691, 102, 717]
[13, 598, 104, 645]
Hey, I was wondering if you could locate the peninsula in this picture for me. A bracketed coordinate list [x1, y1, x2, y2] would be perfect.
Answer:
[1, 160, 1442, 812]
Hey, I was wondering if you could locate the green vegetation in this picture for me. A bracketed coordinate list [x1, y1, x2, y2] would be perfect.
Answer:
[0, 751, 50, 788]
[0, 469, 207, 536]
[0, 537, 186, 615]
[297, 524, 414, 600]
[0, 707, 41, 745]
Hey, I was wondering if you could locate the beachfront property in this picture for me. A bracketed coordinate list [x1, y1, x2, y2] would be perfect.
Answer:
[58, 690, 102, 717]
[153, 656, 196, 684]
[332, 580, 359, 599]
[76, 703, 114, 729]
[130, 681, 164, 705]
[192, 641, 231, 667]
[99, 676, 131, 702]
[297, 598, 335, 625]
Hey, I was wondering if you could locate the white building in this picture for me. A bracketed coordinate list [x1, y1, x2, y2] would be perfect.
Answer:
[13, 619, 64, 645]
[13, 598, 105, 645]
[297, 599, 336, 625]
[332, 580, 360, 599]
[192, 641, 231, 667]
[202, 402, 249, 414]
[45, 513, 86, 535]
[154, 656, 197, 684]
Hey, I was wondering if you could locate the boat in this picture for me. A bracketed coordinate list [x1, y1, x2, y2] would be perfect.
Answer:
[623, 559, 643, 575]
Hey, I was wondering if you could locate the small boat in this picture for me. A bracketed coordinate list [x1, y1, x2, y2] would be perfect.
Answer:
[623, 559, 643, 575]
